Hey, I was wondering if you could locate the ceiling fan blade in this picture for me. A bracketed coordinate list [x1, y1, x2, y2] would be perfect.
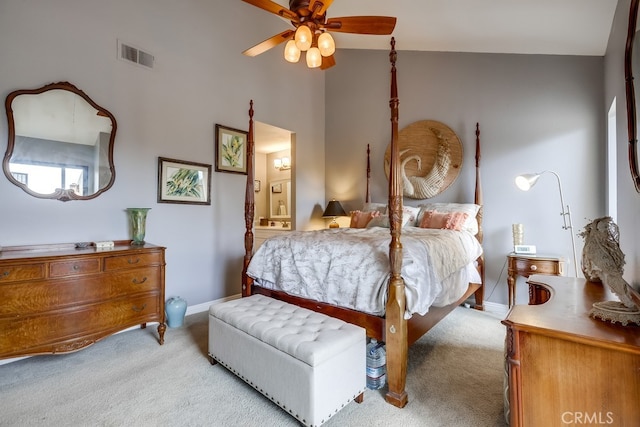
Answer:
[242, 0, 299, 22]
[242, 29, 295, 57]
[308, 0, 333, 19]
[320, 54, 336, 70]
[324, 16, 397, 35]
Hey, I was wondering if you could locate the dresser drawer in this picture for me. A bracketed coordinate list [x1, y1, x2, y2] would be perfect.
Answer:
[50, 258, 101, 277]
[511, 258, 562, 276]
[0, 263, 45, 283]
[103, 251, 164, 271]
[109, 267, 162, 294]
[0, 294, 161, 356]
[0, 267, 162, 316]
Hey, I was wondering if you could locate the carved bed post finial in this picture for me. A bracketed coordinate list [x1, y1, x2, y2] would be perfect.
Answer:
[242, 100, 255, 296]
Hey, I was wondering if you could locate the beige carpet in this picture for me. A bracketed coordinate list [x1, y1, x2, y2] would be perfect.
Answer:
[0, 306, 508, 427]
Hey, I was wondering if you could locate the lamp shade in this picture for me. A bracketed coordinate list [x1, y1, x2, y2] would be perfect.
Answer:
[306, 47, 322, 68]
[515, 173, 541, 191]
[294, 25, 312, 51]
[318, 32, 335, 57]
[284, 40, 301, 63]
[322, 200, 346, 218]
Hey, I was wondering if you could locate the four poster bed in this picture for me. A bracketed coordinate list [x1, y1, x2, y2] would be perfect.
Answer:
[241, 38, 484, 408]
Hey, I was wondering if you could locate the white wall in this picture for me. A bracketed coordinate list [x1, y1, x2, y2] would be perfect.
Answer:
[326, 48, 605, 306]
[1, 0, 628, 309]
[0, 0, 326, 305]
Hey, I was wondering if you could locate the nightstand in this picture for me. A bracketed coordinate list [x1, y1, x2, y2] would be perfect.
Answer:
[506, 253, 566, 307]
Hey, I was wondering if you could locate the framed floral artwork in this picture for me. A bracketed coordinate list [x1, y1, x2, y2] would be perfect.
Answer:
[157, 157, 211, 205]
[215, 124, 248, 175]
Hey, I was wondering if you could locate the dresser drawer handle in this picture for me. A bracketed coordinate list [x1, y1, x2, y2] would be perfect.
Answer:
[530, 265, 537, 271]
[132, 277, 147, 285]
[132, 304, 147, 312]
[127, 257, 141, 265]
[73, 265, 80, 271]
[1, 271, 9, 278]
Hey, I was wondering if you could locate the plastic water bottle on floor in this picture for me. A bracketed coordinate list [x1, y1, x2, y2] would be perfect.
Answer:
[366, 339, 386, 389]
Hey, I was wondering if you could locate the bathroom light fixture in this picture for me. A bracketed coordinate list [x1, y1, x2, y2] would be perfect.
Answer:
[515, 170, 578, 276]
[273, 157, 291, 171]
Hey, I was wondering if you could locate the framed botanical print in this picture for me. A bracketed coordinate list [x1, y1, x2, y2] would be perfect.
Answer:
[215, 124, 248, 175]
[157, 157, 211, 205]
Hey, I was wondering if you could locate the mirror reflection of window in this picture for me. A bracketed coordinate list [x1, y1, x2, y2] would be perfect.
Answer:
[9, 162, 86, 195]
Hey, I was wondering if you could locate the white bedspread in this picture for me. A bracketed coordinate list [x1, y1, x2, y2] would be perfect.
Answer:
[247, 227, 483, 318]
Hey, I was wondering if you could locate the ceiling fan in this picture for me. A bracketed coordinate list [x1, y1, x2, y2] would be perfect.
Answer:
[242, 0, 397, 69]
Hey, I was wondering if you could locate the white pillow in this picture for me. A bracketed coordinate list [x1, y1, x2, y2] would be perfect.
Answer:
[366, 213, 411, 228]
[417, 203, 480, 234]
[402, 205, 421, 226]
[362, 202, 387, 214]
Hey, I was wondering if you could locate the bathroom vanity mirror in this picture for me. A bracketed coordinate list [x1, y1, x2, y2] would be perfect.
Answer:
[3, 81, 117, 201]
[269, 179, 291, 219]
[625, 0, 640, 193]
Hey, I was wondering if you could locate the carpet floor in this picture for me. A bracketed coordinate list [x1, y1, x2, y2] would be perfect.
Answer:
[0, 306, 508, 427]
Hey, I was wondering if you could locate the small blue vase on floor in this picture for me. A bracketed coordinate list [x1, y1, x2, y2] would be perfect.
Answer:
[165, 296, 187, 327]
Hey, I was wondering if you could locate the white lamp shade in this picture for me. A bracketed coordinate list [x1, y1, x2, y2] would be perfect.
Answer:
[284, 40, 301, 63]
[515, 173, 541, 191]
[294, 25, 312, 51]
[306, 47, 322, 68]
[318, 32, 335, 57]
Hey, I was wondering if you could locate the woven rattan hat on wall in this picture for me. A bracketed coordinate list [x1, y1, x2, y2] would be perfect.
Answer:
[384, 120, 463, 199]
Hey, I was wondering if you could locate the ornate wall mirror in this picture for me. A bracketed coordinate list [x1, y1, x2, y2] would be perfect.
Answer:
[625, 0, 640, 193]
[3, 82, 117, 201]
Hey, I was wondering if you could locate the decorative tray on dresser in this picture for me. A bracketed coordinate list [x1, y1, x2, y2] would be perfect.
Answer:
[0, 241, 166, 359]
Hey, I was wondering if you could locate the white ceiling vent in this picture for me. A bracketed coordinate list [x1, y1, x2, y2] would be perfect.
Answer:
[117, 39, 154, 69]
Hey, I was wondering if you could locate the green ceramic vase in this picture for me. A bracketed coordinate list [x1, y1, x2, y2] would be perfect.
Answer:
[126, 208, 151, 245]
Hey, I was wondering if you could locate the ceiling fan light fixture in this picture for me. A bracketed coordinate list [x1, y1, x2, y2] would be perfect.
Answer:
[306, 47, 322, 68]
[318, 32, 335, 57]
[284, 40, 301, 63]
[294, 25, 312, 51]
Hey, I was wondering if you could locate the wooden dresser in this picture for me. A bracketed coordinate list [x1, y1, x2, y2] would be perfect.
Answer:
[0, 241, 166, 359]
[502, 275, 640, 426]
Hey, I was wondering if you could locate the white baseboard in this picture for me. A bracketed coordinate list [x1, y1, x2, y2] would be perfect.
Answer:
[185, 293, 241, 316]
[483, 301, 509, 318]
[0, 293, 243, 366]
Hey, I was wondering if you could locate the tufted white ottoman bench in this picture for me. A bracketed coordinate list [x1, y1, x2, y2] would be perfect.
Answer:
[208, 294, 366, 427]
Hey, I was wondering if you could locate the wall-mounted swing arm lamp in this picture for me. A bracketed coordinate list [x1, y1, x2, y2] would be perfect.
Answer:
[515, 171, 579, 277]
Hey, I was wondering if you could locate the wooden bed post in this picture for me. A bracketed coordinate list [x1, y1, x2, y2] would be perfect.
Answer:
[473, 122, 485, 309]
[365, 144, 371, 203]
[242, 100, 255, 297]
[384, 38, 409, 408]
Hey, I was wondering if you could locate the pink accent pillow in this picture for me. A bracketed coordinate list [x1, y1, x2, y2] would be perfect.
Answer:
[419, 210, 469, 231]
[350, 210, 380, 228]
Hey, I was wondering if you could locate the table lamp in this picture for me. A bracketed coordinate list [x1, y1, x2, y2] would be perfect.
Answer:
[322, 199, 346, 228]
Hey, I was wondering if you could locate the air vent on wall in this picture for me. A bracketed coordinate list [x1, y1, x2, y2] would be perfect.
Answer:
[117, 39, 154, 69]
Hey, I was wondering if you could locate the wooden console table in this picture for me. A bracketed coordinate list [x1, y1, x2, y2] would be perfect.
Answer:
[506, 253, 565, 307]
[502, 275, 640, 426]
[0, 241, 166, 359]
